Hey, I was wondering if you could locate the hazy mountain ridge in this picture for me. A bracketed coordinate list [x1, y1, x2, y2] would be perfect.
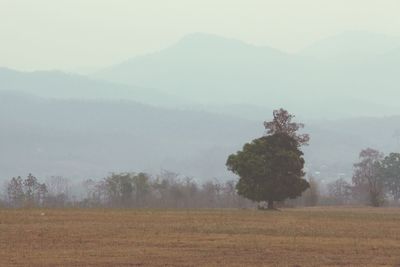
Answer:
[1, 31, 400, 182]
[0, 67, 187, 107]
[95, 33, 299, 105]
[96, 32, 400, 118]
[299, 31, 400, 61]
[0, 92, 260, 180]
[2, 32, 400, 118]
[1, 92, 399, 183]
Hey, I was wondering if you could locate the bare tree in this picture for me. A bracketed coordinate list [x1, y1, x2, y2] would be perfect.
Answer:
[45, 176, 70, 207]
[327, 178, 352, 205]
[7, 176, 24, 207]
[132, 173, 151, 207]
[23, 173, 39, 206]
[6, 174, 47, 207]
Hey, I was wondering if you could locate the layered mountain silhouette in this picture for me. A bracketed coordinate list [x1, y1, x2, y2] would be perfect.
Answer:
[1, 31, 400, 181]
[1, 92, 399, 182]
[0, 91, 260, 180]
[96, 32, 400, 118]
[0, 67, 186, 107]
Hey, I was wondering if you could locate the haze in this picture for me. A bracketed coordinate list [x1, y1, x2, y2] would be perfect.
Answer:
[2, 2, 400, 265]
[1, 0, 400, 184]
[2, 0, 400, 71]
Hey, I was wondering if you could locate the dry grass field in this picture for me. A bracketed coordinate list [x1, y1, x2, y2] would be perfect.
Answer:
[1, 207, 400, 266]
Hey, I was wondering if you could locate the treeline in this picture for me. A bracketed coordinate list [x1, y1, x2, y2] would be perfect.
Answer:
[1, 171, 253, 209]
[1, 171, 322, 209]
[2, 147, 400, 209]
[80, 172, 251, 209]
[327, 149, 400, 207]
[296, 149, 400, 207]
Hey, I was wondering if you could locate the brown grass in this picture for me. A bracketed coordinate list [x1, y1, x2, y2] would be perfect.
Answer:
[1, 207, 400, 266]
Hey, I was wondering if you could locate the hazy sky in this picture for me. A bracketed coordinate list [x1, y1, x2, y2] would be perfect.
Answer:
[1, 0, 400, 72]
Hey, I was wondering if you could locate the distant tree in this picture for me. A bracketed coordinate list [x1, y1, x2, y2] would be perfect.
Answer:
[352, 148, 385, 207]
[104, 173, 134, 207]
[303, 176, 319, 206]
[6, 174, 47, 207]
[202, 181, 219, 208]
[7, 176, 24, 207]
[46, 176, 70, 198]
[36, 183, 48, 206]
[327, 178, 352, 205]
[169, 184, 185, 208]
[132, 173, 150, 207]
[264, 108, 310, 146]
[380, 153, 400, 202]
[221, 180, 239, 208]
[43, 176, 70, 207]
[227, 133, 309, 210]
[181, 177, 198, 208]
[23, 173, 39, 206]
[102, 172, 152, 207]
[80, 179, 104, 207]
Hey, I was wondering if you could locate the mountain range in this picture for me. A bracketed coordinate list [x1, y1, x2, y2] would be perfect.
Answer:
[96, 31, 400, 118]
[0, 91, 399, 183]
[1, 31, 400, 182]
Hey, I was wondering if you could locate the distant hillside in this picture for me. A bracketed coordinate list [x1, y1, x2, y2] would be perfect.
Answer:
[96, 32, 400, 118]
[2, 32, 400, 182]
[0, 67, 186, 107]
[95, 33, 298, 105]
[0, 92, 260, 180]
[299, 31, 400, 61]
[1, 92, 400, 183]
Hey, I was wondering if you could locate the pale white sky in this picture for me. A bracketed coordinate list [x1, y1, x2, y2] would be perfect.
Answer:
[1, 0, 400, 72]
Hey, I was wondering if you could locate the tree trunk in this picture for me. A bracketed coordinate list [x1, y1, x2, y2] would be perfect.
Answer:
[267, 200, 274, 210]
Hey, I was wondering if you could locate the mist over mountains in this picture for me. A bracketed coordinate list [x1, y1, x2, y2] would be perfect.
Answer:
[1, 31, 400, 182]
[1, 91, 399, 183]
[0, 91, 260, 180]
[299, 31, 400, 61]
[97, 32, 400, 118]
[0, 67, 186, 107]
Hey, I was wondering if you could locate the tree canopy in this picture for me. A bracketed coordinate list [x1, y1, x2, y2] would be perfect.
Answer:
[264, 108, 309, 146]
[226, 133, 309, 209]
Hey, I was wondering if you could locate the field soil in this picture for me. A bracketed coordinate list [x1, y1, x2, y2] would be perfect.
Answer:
[1, 207, 400, 266]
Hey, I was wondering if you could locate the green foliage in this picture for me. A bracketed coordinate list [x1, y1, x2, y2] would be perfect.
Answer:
[226, 133, 309, 208]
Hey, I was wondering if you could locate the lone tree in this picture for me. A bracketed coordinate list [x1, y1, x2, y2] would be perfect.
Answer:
[226, 109, 309, 209]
